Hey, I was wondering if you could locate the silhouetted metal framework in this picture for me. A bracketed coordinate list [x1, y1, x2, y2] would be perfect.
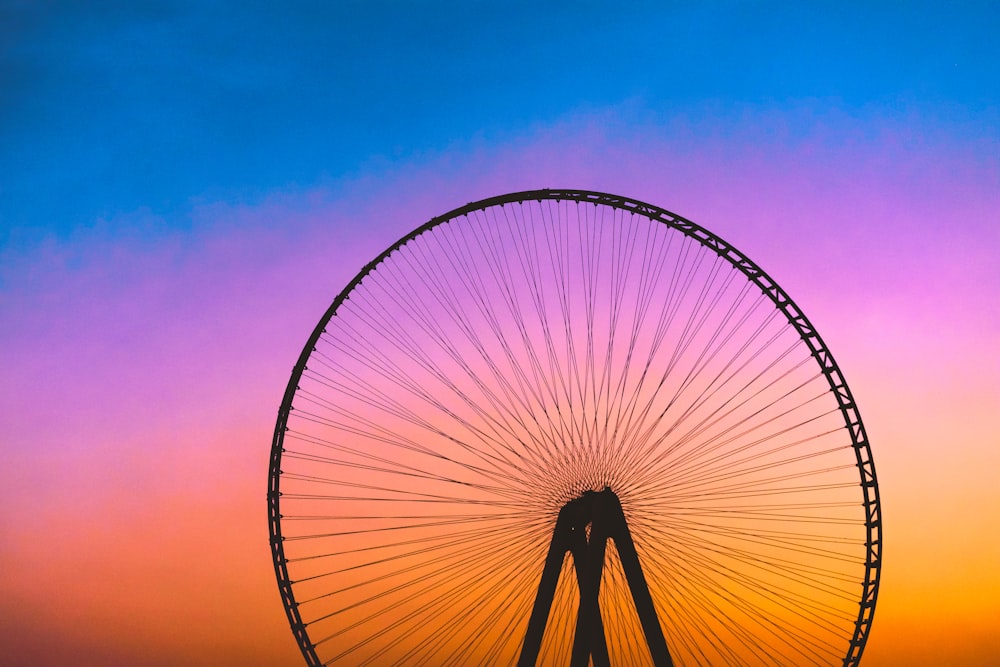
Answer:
[518, 488, 674, 667]
[267, 189, 882, 666]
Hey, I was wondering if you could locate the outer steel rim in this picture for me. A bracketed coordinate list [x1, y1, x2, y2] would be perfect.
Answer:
[267, 188, 881, 666]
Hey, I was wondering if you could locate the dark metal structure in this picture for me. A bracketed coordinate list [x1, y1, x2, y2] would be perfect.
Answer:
[268, 189, 882, 666]
[518, 488, 673, 667]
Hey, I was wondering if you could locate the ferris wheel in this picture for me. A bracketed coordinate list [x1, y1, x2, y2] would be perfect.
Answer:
[267, 189, 881, 666]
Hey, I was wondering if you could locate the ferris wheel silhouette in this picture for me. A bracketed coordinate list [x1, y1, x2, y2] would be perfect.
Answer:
[267, 190, 881, 666]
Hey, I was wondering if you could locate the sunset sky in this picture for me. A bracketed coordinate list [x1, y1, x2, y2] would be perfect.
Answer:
[2, 2, 998, 665]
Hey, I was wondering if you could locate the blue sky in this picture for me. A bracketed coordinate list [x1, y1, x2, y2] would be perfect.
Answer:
[1, 3, 999, 665]
[3, 1, 997, 247]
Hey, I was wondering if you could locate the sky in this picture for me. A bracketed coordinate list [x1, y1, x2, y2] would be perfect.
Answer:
[1, 1, 999, 665]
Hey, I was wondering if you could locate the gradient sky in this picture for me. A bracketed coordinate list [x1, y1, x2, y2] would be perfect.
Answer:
[2, 2, 998, 665]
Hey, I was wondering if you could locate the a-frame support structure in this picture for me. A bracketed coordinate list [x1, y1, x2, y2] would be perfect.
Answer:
[518, 487, 674, 667]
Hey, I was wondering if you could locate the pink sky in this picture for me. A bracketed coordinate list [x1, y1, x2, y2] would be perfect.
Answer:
[1, 105, 998, 664]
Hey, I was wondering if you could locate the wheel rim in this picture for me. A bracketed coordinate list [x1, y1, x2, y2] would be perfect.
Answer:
[268, 189, 881, 666]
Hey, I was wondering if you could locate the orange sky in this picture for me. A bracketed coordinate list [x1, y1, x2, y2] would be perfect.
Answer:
[2, 3, 999, 662]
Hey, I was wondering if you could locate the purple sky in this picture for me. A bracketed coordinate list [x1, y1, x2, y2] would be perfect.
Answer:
[2, 3, 998, 665]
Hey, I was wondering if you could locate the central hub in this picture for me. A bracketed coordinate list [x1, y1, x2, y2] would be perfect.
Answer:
[560, 486, 618, 535]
